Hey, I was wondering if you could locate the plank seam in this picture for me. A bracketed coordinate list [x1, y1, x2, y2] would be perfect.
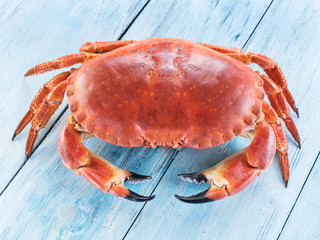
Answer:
[276, 151, 320, 240]
[118, 0, 151, 39]
[0, 0, 152, 198]
[119, 0, 279, 236]
[122, 150, 179, 240]
[0, 106, 68, 196]
[242, 0, 275, 49]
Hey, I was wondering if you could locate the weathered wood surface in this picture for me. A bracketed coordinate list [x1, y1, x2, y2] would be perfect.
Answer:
[121, 0, 320, 239]
[0, 0, 319, 239]
[122, 1, 320, 239]
[278, 154, 320, 240]
[0, 0, 149, 192]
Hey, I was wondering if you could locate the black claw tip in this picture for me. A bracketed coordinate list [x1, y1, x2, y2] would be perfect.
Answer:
[285, 180, 288, 188]
[175, 188, 213, 204]
[298, 141, 301, 149]
[178, 172, 208, 184]
[125, 190, 155, 202]
[125, 172, 152, 183]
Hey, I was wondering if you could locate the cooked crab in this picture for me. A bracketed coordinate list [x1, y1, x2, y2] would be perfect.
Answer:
[13, 38, 300, 203]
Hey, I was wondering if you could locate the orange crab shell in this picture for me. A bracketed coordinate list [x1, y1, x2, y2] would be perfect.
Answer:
[15, 37, 299, 203]
[66, 38, 265, 149]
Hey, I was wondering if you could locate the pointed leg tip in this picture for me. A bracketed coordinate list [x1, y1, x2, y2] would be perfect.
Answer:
[125, 190, 155, 202]
[25, 153, 30, 161]
[298, 141, 301, 149]
[25, 69, 34, 77]
[12, 132, 17, 141]
[295, 107, 299, 118]
[285, 180, 288, 188]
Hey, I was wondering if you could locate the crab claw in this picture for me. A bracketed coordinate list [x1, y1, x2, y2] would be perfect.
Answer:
[108, 183, 155, 202]
[175, 191, 212, 204]
[176, 150, 260, 203]
[59, 120, 155, 202]
[176, 172, 229, 203]
[176, 120, 276, 203]
[124, 188, 155, 202]
[76, 155, 155, 202]
[175, 173, 217, 203]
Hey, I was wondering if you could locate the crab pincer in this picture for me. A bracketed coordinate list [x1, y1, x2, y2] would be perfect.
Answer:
[176, 120, 276, 203]
[58, 120, 154, 202]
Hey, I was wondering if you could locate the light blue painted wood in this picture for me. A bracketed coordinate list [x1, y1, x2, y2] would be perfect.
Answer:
[278, 154, 320, 240]
[124, 0, 320, 239]
[0, 0, 319, 239]
[123, 0, 271, 46]
[0, 0, 149, 192]
[0, 0, 275, 239]
[0, 110, 177, 239]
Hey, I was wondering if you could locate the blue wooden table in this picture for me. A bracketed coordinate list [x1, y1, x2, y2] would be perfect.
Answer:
[1, 0, 319, 239]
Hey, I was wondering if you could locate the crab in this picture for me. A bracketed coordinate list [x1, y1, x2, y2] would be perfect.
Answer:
[13, 38, 300, 203]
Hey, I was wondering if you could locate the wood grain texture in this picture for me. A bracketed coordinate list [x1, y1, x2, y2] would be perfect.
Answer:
[124, 0, 320, 239]
[0, 0, 319, 239]
[278, 154, 320, 240]
[0, 0, 149, 192]
[123, 0, 271, 45]
[0, 110, 178, 239]
[0, 0, 274, 239]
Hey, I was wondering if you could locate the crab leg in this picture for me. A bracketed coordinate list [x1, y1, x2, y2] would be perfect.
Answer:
[251, 53, 298, 116]
[259, 73, 300, 147]
[230, 52, 298, 117]
[13, 71, 72, 140]
[26, 40, 135, 76]
[58, 116, 154, 202]
[262, 101, 290, 186]
[25, 80, 68, 157]
[175, 120, 276, 203]
[203, 43, 299, 117]
[13, 70, 76, 158]
[204, 44, 300, 146]
[80, 40, 134, 53]
[25, 53, 99, 76]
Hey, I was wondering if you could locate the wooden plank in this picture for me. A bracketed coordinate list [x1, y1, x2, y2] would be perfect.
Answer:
[278, 153, 320, 240]
[0, 0, 149, 192]
[124, 0, 320, 239]
[0, 110, 177, 239]
[0, 0, 273, 239]
[123, 0, 271, 45]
